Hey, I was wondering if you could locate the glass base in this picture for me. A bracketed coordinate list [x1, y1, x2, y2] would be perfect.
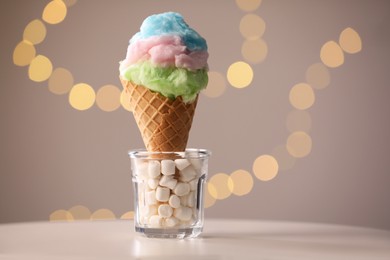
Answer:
[135, 226, 203, 239]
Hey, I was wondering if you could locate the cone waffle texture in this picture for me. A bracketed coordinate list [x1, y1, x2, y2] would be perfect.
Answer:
[121, 78, 198, 152]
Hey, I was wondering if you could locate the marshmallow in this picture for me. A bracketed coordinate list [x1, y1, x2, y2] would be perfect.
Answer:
[148, 215, 163, 227]
[145, 190, 157, 205]
[148, 160, 161, 178]
[141, 205, 158, 218]
[189, 179, 198, 191]
[174, 206, 192, 221]
[165, 217, 179, 227]
[168, 194, 181, 208]
[156, 186, 170, 202]
[161, 160, 175, 176]
[134, 161, 148, 180]
[148, 177, 160, 190]
[190, 158, 202, 171]
[158, 204, 173, 218]
[187, 191, 195, 208]
[179, 194, 188, 207]
[159, 175, 177, 190]
[175, 159, 191, 170]
[174, 182, 190, 196]
[179, 166, 197, 182]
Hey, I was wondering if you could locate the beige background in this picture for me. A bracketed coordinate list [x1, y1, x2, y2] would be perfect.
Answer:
[1, 0, 390, 230]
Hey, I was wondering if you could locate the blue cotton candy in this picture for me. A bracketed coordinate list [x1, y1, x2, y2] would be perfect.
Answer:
[130, 12, 207, 51]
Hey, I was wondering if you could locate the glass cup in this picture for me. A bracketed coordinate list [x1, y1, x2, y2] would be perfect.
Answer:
[129, 149, 211, 239]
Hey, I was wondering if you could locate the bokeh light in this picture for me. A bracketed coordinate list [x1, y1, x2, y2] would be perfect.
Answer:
[120, 211, 134, 220]
[339, 27, 362, 54]
[120, 89, 132, 112]
[271, 145, 296, 171]
[241, 39, 268, 64]
[68, 205, 91, 220]
[13, 41, 36, 66]
[23, 19, 46, 45]
[227, 61, 253, 88]
[49, 209, 74, 222]
[320, 41, 344, 68]
[28, 55, 53, 82]
[289, 83, 315, 110]
[236, 0, 262, 11]
[228, 169, 254, 196]
[202, 71, 226, 98]
[286, 109, 312, 133]
[42, 0, 67, 24]
[90, 208, 116, 220]
[95, 84, 121, 112]
[286, 131, 312, 158]
[253, 155, 279, 181]
[69, 83, 96, 110]
[305, 63, 330, 90]
[204, 182, 217, 208]
[208, 173, 232, 200]
[48, 67, 74, 95]
[240, 14, 265, 40]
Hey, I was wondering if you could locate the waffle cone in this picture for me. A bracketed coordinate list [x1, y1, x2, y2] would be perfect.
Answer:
[120, 78, 198, 152]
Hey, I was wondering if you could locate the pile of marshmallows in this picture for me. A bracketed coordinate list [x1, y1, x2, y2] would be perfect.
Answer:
[134, 158, 203, 228]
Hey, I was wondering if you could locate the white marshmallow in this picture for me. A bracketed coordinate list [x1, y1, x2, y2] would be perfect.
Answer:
[165, 217, 179, 227]
[174, 206, 192, 221]
[134, 161, 148, 180]
[168, 194, 181, 208]
[180, 194, 188, 207]
[145, 190, 157, 205]
[189, 179, 198, 191]
[175, 159, 191, 170]
[156, 186, 170, 202]
[158, 204, 173, 218]
[159, 175, 177, 190]
[148, 177, 160, 190]
[148, 215, 163, 227]
[179, 166, 197, 182]
[174, 182, 190, 196]
[190, 158, 202, 171]
[187, 191, 195, 208]
[148, 160, 161, 178]
[141, 205, 157, 218]
[161, 160, 175, 176]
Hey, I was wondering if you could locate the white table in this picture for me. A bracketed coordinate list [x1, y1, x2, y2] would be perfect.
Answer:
[1, 219, 389, 259]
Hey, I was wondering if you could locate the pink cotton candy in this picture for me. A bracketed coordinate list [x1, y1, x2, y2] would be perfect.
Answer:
[120, 35, 208, 71]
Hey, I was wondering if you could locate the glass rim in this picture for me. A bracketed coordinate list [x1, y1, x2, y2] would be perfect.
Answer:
[128, 148, 211, 159]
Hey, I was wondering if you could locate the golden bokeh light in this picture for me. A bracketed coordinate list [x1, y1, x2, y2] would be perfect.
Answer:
[236, 0, 262, 11]
[305, 63, 330, 90]
[240, 14, 265, 40]
[286, 109, 312, 133]
[42, 0, 67, 24]
[68, 205, 91, 220]
[28, 55, 53, 82]
[204, 183, 217, 208]
[286, 131, 312, 158]
[95, 85, 121, 112]
[320, 41, 344, 68]
[227, 61, 253, 88]
[202, 71, 226, 98]
[289, 83, 315, 110]
[13, 41, 36, 66]
[69, 83, 96, 110]
[120, 89, 132, 112]
[23, 19, 46, 45]
[208, 173, 232, 200]
[48, 67, 74, 95]
[120, 211, 135, 220]
[63, 0, 78, 7]
[271, 145, 296, 171]
[241, 39, 268, 64]
[253, 155, 279, 181]
[49, 209, 74, 222]
[339, 27, 362, 54]
[90, 208, 116, 220]
[228, 169, 254, 196]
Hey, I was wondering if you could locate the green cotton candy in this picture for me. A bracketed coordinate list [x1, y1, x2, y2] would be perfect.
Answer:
[123, 61, 208, 103]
